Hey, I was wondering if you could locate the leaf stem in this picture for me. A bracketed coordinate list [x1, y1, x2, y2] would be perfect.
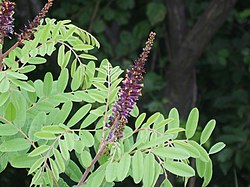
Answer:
[76, 142, 107, 187]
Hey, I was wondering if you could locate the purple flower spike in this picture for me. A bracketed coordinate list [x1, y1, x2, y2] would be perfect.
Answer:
[18, 0, 53, 41]
[106, 32, 156, 142]
[0, 0, 15, 39]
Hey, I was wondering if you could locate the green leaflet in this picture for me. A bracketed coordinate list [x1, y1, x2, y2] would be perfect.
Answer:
[73, 44, 94, 51]
[43, 72, 53, 96]
[130, 105, 139, 117]
[67, 104, 92, 127]
[80, 131, 94, 147]
[132, 151, 144, 184]
[28, 158, 44, 175]
[10, 154, 39, 169]
[144, 112, 160, 128]
[65, 133, 75, 151]
[152, 146, 190, 160]
[71, 64, 85, 91]
[117, 153, 131, 181]
[143, 153, 155, 187]
[28, 57, 46, 64]
[18, 65, 36, 74]
[80, 150, 92, 168]
[53, 149, 65, 172]
[105, 161, 118, 182]
[35, 131, 57, 140]
[81, 113, 99, 128]
[28, 112, 46, 141]
[58, 45, 65, 68]
[79, 54, 98, 61]
[0, 138, 30, 152]
[59, 139, 70, 161]
[188, 140, 209, 162]
[6, 71, 28, 80]
[57, 68, 69, 93]
[50, 158, 60, 180]
[209, 142, 226, 155]
[163, 159, 195, 177]
[4, 102, 16, 121]
[135, 113, 146, 129]
[200, 119, 216, 145]
[196, 158, 206, 177]
[65, 160, 82, 182]
[11, 79, 35, 92]
[53, 101, 73, 125]
[173, 140, 200, 158]
[0, 124, 18, 136]
[202, 158, 213, 186]
[168, 108, 179, 139]
[0, 92, 9, 106]
[42, 125, 66, 134]
[185, 108, 199, 139]
[0, 78, 10, 93]
[29, 145, 50, 157]
[138, 134, 172, 150]
[90, 169, 105, 187]
[161, 179, 173, 187]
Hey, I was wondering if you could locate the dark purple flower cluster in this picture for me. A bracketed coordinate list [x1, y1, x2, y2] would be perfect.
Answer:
[0, 0, 15, 39]
[18, 0, 53, 41]
[106, 32, 156, 142]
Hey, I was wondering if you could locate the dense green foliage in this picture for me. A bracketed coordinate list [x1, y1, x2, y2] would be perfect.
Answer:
[50, 0, 250, 186]
[0, 17, 224, 186]
[0, 0, 249, 186]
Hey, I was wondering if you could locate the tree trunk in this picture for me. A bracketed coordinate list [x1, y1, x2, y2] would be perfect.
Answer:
[165, 0, 238, 119]
[162, 0, 238, 186]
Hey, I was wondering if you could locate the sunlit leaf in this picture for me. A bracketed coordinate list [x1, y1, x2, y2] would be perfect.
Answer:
[145, 112, 160, 127]
[67, 104, 92, 127]
[29, 145, 50, 157]
[80, 150, 92, 168]
[35, 131, 57, 140]
[79, 54, 98, 60]
[132, 151, 144, 184]
[117, 153, 131, 181]
[106, 161, 118, 182]
[202, 158, 213, 186]
[80, 131, 94, 147]
[43, 72, 53, 96]
[209, 142, 226, 155]
[28, 57, 46, 64]
[152, 146, 190, 160]
[185, 108, 199, 139]
[143, 153, 155, 187]
[0, 124, 18, 136]
[57, 68, 69, 93]
[135, 113, 146, 129]
[53, 149, 65, 172]
[163, 160, 195, 177]
[65, 160, 82, 182]
[200, 120, 216, 145]
[28, 158, 44, 175]
[0, 138, 30, 152]
[168, 108, 179, 139]
[0, 92, 9, 106]
[0, 78, 10, 93]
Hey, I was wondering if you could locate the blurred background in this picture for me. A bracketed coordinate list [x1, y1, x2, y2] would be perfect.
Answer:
[1, 0, 250, 186]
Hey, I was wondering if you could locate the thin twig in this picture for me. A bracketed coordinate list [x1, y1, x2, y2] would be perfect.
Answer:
[0, 115, 36, 148]
[76, 142, 107, 187]
[2, 41, 20, 59]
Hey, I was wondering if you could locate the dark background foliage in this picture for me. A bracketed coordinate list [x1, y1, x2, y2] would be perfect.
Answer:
[1, 0, 250, 186]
